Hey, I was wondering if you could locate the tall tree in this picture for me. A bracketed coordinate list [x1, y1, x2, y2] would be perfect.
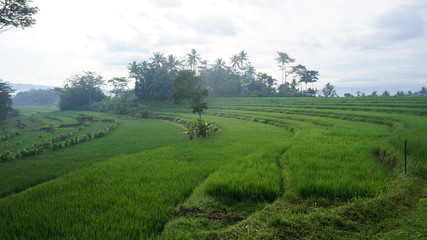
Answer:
[238, 51, 249, 69]
[150, 52, 166, 69]
[0, 0, 38, 33]
[213, 58, 226, 71]
[0, 80, 14, 121]
[322, 82, 337, 97]
[291, 64, 307, 91]
[186, 49, 201, 71]
[301, 70, 319, 90]
[57, 71, 106, 110]
[230, 54, 240, 71]
[165, 54, 181, 71]
[418, 87, 426, 96]
[243, 63, 256, 84]
[172, 70, 208, 119]
[108, 77, 129, 97]
[197, 59, 208, 72]
[276, 52, 295, 85]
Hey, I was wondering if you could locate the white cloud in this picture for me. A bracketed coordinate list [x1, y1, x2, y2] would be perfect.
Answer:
[0, 0, 425, 92]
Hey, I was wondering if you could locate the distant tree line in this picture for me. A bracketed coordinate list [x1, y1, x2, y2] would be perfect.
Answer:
[55, 71, 106, 110]
[128, 49, 319, 99]
[12, 89, 59, 106]
[50, 49, 427, 112]
[342, 87, 427, 98]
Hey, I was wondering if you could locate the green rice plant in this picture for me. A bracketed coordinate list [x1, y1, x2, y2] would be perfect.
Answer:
[0, 119, 187, 197]
[204, 146, 285, 202]
[0, 116, 292, 239]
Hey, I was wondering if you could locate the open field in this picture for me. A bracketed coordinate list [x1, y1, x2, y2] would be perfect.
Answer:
[0, 97, 427, 239]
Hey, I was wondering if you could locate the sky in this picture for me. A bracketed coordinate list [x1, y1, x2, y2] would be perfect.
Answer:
[0, 0, 426, 94]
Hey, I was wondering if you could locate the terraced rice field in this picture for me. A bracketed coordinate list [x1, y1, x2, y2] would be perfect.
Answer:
[0, 97, 426, 239]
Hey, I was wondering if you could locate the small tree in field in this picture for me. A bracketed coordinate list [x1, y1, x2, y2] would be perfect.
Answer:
[172, 70, 208, 119]
[172, 70, 218, 140]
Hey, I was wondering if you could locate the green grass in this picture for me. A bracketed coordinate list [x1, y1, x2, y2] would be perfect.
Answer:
[1, 97, 426, 239]
[0, 118, 186, 197]
[156, 97, 427, 238]
[0, 116, 292, 239]
[204, 146, 285, 202]
[14, 106, 59, 116]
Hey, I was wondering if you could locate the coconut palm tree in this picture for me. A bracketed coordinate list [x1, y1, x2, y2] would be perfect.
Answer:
[165, 54, 181, 71]
[238, 51, 249, 69]
[302, 70, 319, 90]
[150, 52, 166, 69]
[186, 49, 201, 71]
[291, 64, 307, 91]
[230, 54, 240, 71]
[244, 63, 256, 83]
[275, 52, 295, 85]
[198, 59, 209, 72]
[213, 58, 226, 71]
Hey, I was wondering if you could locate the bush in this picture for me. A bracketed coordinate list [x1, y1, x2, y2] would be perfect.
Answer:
[184, 119, 219, 140]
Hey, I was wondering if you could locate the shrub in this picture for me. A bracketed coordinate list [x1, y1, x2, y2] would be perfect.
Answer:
[184, 119, 219, 140]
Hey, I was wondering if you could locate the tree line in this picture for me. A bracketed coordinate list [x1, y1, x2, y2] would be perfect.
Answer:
[128, 49, 319, 99]
[45, 49, 427, 112]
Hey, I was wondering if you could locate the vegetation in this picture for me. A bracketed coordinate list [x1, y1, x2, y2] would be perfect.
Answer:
[0, 0, 38, 33]
[0, 114, 291, 238]
[56, 71, 106, 110]
[184, 118, 219, 140]
[172, 70, 208, 119]
[0, 111, 186, 197]
[0, 96, 426, 239]
[0, 80, 14, 121]
[12, 89, 59, 106]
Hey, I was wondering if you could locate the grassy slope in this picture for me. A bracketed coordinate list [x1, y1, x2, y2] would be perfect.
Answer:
[0, 116, 292, 239]
[158, 97, 427, 239]
[0, 118, 186, 197]
[1, 98, 426, 239]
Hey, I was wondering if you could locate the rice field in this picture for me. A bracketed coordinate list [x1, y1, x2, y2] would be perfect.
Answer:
[0, 97, 426, 239]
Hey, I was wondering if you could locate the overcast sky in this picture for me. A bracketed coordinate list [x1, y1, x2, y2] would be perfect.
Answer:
[1, 0, 426, 94]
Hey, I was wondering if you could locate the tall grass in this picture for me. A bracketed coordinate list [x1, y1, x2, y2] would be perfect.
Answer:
[204, 145, 287, 202]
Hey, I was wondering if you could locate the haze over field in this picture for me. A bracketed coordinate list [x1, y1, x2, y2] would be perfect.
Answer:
[0, 0, 426, 93]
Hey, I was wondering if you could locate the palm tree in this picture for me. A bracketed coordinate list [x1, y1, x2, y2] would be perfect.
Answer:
[303, 70, 319, 90]
[150, 52, 166, 68]
[186, 49, 201, 71]
[213, 58, 226, 71]
[291, 64, 306, 91]
[230, 54, 240, 71]
[140, 60, 150, 70]
[238, 51, 249, 69]
[198, 59, 208, 72]
[244, 63, 256, 83]
[165, 54, 181, 71]
[275, 52, 295, 85]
